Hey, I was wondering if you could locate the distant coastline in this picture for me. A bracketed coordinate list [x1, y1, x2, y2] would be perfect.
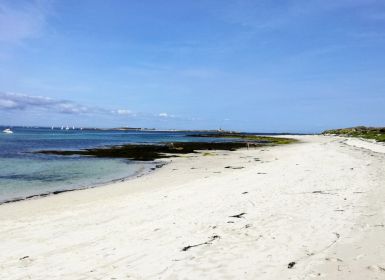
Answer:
[0, 124, 307, 135]
[0, 125, 236, 133]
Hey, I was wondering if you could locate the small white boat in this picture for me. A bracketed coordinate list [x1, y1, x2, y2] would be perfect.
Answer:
[2, 128, 13, 134]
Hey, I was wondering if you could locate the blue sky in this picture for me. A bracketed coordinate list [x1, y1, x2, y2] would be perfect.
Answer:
[0, 0, 384, 132]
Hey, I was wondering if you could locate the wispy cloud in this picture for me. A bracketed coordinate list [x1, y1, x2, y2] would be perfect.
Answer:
[220, 0, 385, 32]
[113, 109, 137, 116]
[0, 0, 51, 44]
[0, 92, 186, 123]
[158, 112, 169, 117]
[158, 112, 177, 118]
[0, 92, 102, 114]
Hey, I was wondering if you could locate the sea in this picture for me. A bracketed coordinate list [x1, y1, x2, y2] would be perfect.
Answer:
[0, 127, 229, 203]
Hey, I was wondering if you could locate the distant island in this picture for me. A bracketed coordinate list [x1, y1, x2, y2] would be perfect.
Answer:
[323, 126, 385, 142]
[108, 127, 238, 133]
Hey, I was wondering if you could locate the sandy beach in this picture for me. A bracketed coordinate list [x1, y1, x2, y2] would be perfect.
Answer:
[1, 135, 385, 279]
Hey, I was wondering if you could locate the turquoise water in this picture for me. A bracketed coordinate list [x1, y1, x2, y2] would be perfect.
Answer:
[0, 156, 151, 203]
[0, 127, 226, 203]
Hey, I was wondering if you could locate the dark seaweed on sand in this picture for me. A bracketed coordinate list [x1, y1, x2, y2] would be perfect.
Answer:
[35, 134, 296, 161]
[36, 142, 263, 161]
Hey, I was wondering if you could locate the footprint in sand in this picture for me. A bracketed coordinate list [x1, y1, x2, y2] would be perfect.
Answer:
[354, 254, 365, 260]
[19, 256, 34, 266]
[307, 271, 323, 278]
[325, 257, 343, 262]
[367, 265, 385, 273]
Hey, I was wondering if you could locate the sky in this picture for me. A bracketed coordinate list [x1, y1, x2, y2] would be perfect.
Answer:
[0, 0, 384, 132]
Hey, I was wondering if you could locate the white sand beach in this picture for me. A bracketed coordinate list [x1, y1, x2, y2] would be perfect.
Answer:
[1, 135, 385, 280]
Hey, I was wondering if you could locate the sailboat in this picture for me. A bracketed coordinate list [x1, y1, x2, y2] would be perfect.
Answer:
[2, 128, 13, 134]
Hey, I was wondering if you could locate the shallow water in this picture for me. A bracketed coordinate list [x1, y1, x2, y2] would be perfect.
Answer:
[0, 127, 226, 203]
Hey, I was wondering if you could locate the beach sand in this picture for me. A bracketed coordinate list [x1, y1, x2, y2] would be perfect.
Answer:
[1, 135, 385, 279]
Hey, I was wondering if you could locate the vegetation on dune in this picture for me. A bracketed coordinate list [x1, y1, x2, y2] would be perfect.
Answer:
[323, 126, 385, 142]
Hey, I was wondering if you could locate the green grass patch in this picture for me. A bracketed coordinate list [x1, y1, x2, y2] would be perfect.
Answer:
[323, 126, 385, 142]
[202, 152, 215, 156]
[216, 134, 296, 144]
[190, 133, 297, 145]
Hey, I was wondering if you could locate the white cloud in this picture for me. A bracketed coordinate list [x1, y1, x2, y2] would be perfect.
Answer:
[0, 92, 97, 114]
[116, 109, 133, 115]
[157, 112, 178, 119]
[0, 92, 189, 123]
[0, 98, 18, 109]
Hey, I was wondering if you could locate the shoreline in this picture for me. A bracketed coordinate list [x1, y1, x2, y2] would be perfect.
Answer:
[1, 135, 385, 279]
[0, 160, 165, 205]
[0, 136, 294, 205]
[0, 135, 294, 205]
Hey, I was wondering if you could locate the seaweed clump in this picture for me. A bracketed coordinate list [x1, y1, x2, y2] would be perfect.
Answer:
[36, 141, 264, 161]
[36, 134, 297, 161]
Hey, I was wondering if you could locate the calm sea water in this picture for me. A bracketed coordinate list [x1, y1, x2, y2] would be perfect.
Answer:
[0, 127, 226, 203]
